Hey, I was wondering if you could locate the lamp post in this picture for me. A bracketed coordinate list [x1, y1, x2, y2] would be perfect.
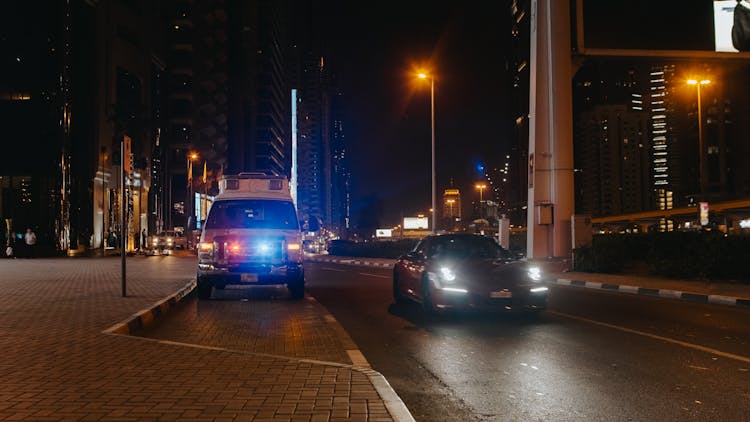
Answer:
[417, 72, 436, 234]
[475, 183, 487, 218]
[446, 199, 455, 231]
[687, 79, 710, 198]
[186, 152, 198, 230]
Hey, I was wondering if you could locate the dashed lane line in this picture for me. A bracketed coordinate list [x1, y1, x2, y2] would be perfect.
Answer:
[549, 310, 750, 364]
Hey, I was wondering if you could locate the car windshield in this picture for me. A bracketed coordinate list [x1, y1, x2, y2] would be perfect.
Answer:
[429, 235, 512, 260]
[204, 199, 299, 230]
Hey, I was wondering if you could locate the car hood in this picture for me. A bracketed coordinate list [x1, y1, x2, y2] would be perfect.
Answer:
[428, 258, 538, 291]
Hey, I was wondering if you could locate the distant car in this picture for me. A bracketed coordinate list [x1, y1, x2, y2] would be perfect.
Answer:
[150, 230, 187, 253]
[392, 233, 548, 314]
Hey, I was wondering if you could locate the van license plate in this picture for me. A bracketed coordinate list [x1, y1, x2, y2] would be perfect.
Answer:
[241, 273, 258, 283]
[490, 291, 512, 298]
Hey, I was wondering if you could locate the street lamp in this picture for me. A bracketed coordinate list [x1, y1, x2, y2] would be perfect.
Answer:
[186, 152, 199, 230]
[417, 71, 436, 234]
[475, 183, 487, 219]
[445, 199, 456, 231]
[687, 78, 710, 198]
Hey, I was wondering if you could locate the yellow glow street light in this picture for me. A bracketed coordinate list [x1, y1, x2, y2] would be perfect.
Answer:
[475, 183, 487, 219]
[445, 198, 456, 218]
[687, 78, 711, 198]
[416, 70, 436, 234]
[187, 152, 199, 230]
[475, 183, 487, 202]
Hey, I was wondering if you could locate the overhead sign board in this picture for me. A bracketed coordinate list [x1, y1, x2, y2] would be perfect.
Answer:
[577, 0, 750, 59]
[403, 217, 429, 230]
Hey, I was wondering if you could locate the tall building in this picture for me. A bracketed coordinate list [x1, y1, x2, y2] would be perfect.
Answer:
[576, 105, 650, 217]
[330, 91, 352, 237]
[648, 65, 683, 217]
[164, 0, 291, 231]
[0, 1, 167, 252]
[295, 53, 331, 231]
[290, 5, 352, 238]
[507, 0, 531, 226]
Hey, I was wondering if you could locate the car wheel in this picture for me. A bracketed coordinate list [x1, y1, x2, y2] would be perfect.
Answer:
[196, 278, 212, 300]
[421, 277, 438, 314]
[288, 274, 305, 300]
[392, 270, 408, 304]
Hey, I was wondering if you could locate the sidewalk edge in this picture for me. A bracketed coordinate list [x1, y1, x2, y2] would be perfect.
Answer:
[306, 295, 414, 422]
[554, 278, 750, 309]
[102, 279, 197, 335]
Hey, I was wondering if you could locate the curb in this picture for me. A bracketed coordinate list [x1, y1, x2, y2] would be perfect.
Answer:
[101, 278, 414, 421]
[306, 256, 394, 268]
[102, 279, 197, 335]
[305, 296, 415, 422]
[554, 278, 750, 309]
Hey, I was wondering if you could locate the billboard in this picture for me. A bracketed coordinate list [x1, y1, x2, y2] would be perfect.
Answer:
[715, 1, 750, 52]
[403, 217, 429, 230]
[376, 229, 393, 238]
[577, 0, 750, 58]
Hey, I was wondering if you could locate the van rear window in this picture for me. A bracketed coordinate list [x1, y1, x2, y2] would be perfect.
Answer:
[204, 200, 299, 230]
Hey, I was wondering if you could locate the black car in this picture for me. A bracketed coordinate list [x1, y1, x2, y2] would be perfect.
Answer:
[392, 233, 548, 314]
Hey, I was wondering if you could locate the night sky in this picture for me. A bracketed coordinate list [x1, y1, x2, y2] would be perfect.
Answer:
[317, 2, 512, 227]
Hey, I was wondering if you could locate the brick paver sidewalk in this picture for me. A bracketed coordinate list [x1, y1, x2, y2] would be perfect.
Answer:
[0, 256, 409, 421]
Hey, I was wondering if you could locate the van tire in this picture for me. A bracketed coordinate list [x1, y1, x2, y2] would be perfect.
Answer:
[288, 275, 305, 300]
[196, 278, 212, 300]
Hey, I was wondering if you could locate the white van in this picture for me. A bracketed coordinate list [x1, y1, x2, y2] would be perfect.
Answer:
[196, 173, 304, 299]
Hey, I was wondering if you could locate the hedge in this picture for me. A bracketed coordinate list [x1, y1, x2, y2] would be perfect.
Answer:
[574, 233, 750, 282]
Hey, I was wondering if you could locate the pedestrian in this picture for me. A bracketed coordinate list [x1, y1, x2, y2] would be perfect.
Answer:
[24, 228, 37, 258]
[6, 231, 16, 258]
[141, 229, 147, 252]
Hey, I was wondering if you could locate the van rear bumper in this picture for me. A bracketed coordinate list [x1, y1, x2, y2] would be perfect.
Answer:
[197, 262, 303, 285]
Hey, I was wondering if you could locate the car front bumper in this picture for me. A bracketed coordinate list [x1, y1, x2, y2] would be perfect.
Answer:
[431, 287, 548, 311]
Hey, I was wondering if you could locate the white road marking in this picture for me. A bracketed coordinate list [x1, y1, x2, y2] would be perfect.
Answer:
[358, 272, 391, 279]
[550, 310, 750, 364]
[320, 267, 345, 272]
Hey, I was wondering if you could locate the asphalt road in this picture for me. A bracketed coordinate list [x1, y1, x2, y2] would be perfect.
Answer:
[305, 262, 750, 422]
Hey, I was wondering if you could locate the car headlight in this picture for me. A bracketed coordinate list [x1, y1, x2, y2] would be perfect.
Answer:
[530, 286, 548, 293]
[528, 266, 542, 281]
[439, 267, 456, 282]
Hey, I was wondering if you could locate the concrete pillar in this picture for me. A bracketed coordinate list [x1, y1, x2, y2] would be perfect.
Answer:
[527, 0, 575, 259]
